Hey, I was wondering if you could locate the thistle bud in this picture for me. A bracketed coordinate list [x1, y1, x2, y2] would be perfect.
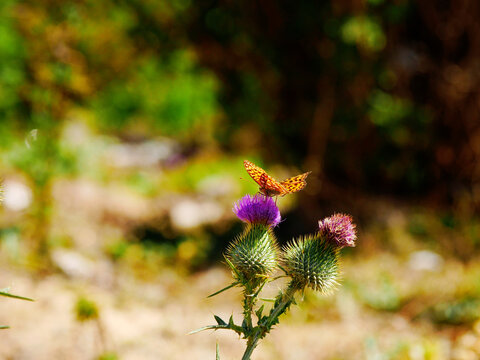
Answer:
[226, 225, 279, 282]
[282, 234, 339, 294]
[318, 213, 357, 248]
[233, 194, 281, 228]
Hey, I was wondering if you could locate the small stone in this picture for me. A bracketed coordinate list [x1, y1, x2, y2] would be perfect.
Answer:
[408, 250, 444, 272]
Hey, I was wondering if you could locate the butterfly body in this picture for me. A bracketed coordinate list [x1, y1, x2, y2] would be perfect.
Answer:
[244, 160, 311, 197]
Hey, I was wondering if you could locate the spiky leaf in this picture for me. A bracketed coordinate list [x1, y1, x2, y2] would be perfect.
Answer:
[207, 282, 239, 298]
[214, 315, 227, 326]
[256, 305, 264, 320]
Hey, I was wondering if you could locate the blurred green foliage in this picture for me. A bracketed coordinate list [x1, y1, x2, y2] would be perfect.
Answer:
[429, 298, 480, 325]
[0, 0, 477, 203]
[0, 0, 479, 268]
[359, 274, 403, 312]
[97, 354, 118, 360]
[341, 16, 386, 52]
[75, 297, 99, 322]
[92, 51, 220, 138]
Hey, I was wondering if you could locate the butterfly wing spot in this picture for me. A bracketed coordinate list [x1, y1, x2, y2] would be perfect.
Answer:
[280, 171, 312, 194]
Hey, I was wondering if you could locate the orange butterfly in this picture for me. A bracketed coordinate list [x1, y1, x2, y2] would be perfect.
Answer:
[244, 160, 311, 197]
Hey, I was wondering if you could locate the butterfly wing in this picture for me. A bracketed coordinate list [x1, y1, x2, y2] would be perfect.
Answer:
[280, 171, 312, 194]
[243, 160, 267, 186]
[244, 160, 285, 196]
[259, 173, 286, 195]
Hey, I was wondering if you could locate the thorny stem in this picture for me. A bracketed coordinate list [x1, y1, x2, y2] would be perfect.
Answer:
[243, 290, 254, 331]
[266, 284, 297, 328]
[242, 335, 260, 360]
[241, 283, 298, 360]
[242, 279, 268, 334]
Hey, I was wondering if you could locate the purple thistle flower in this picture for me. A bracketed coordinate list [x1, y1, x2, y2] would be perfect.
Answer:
[318, 213, 357, 248]
[233, 194, 281, 228]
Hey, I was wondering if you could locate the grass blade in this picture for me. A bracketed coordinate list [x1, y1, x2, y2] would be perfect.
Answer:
[0, 291, 34, 301]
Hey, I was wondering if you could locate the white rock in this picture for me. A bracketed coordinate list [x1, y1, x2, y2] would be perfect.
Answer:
[408, 250, 444, 272]
[2, 180, 33, 211]
[51, 249, 95, 280]
[106, 139, 177, 168]
[169, 199, 223, 230]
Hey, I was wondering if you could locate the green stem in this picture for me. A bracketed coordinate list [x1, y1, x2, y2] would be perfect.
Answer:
[242, 336, 260, 360]
[243, 292, 254, 331]
[263, 283, 297, 330]
[241, 283, 298, 360]
[242, 279, 266, 334]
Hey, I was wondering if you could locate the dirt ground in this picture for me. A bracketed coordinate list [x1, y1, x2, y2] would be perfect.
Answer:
[1, 179, 479, 359]
[1, 258, 477, 360]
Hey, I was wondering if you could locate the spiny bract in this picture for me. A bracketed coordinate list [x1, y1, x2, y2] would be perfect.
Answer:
[226, 224, 279, 280]
[282, 234, 340, 293]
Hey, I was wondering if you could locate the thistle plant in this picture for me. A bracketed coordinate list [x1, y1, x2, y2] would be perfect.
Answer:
[192, 192, 357, 359]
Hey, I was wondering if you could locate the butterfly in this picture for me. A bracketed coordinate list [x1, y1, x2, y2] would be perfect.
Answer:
[244, 160, 311, 197]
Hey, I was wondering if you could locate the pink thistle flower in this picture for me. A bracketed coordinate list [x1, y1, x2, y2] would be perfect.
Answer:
[318, 213, 357, 248]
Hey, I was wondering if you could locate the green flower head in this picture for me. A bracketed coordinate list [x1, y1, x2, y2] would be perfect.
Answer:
[282, 234, 340, 293]
[226, 225, 279, 282]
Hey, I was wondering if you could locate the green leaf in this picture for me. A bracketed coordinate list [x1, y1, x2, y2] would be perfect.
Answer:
[214, 315, 227, 326]
[226, 315, 245, 336]
[255, 305, 264, 320]
[0, 291, 34, 301]
[188, 324, 228, 335]
[224, 256, 244, 282]
[259, 298, 276, 302]
[207, 282, 239, 298]
[271, 274, 288, 281]
[189, 316, 245, 336]
[0, 325, 10, 329]
[252, 279, 268, 299]
[241, 318, 248, 331]
[277, 264, 288, 275]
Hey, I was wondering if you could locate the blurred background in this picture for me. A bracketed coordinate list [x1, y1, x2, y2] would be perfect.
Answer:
[1, 0, 480, 359]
